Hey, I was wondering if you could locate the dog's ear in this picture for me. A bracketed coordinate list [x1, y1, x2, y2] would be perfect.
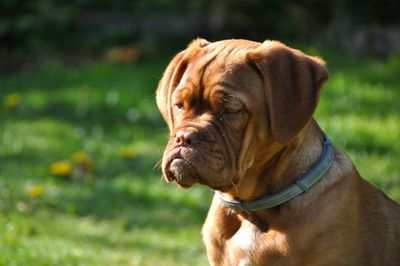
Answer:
[247, 41, 328, 144]
[156, 38, 210, 129]
[189, 38, 210, 48]
[156, 50, 186, 129]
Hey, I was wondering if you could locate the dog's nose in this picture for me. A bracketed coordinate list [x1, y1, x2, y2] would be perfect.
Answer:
[175, 129, 198, 146]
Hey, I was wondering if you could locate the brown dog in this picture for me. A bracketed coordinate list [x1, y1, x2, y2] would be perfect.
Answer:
[156, 39, 400, 265]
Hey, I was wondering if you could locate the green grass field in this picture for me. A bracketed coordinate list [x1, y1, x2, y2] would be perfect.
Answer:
[0, 50, 399, 266]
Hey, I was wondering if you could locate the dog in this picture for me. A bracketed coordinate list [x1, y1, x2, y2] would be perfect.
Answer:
[156, 38, 400, 265]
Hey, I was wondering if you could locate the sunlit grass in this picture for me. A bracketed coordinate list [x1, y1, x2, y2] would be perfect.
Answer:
[0, 175, 210, 265]
[0, 52, 399, 265]
[316, 55, 400, 200]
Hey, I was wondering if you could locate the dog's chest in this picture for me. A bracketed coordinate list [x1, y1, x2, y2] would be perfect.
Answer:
[224, 220, 290, 266]
[227, 220, 257, 265]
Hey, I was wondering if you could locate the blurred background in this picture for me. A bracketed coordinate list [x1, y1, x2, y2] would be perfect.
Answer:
[1, 1, 399, 265]
[2, 0, 400, 69]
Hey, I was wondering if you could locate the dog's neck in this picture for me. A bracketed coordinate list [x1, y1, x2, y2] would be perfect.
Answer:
[221, 120, 325, 203]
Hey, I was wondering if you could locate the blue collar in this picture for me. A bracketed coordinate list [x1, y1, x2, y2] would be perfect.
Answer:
[217, 136, 335, 212]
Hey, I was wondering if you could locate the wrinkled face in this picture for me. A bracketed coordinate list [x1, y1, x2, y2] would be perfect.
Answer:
[156, 39, 328, 191]
[158, 40, 268, 190]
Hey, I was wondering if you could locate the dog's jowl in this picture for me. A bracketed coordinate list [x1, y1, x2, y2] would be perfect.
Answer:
[156, 38, 400, 266]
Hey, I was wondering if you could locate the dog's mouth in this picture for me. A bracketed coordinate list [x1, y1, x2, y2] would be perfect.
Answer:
[165, 156, 199, 188]
[163, 146, 233, 190]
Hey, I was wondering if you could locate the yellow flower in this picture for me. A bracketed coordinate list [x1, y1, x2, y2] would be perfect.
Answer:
[3, 93, 21, 109]
[26, 185, 45, 198]
[119, 147, 137, 159]
[71, 151, 93, 179]
[72, 151, 92, 168]
[49, 160, 72, 177]
[72, 151, 92, 165]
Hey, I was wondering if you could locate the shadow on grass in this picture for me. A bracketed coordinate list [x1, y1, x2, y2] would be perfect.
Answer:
[320, 93, 398, 118]
[9, 98, 165, 135]
[56, 177, 209, 231]
[1, 59, 168, 138]
[344, 130, 399, 156]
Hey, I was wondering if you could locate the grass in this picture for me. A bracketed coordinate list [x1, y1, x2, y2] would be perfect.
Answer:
[0, 50, 399, 265]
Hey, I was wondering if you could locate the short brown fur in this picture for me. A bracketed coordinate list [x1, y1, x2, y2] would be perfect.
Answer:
[156, 39, 400, 265]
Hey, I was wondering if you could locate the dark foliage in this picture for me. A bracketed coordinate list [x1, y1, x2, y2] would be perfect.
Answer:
[1, 0, 399, 52]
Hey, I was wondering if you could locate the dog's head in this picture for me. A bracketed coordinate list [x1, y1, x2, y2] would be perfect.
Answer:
[156, 39, 328, 191]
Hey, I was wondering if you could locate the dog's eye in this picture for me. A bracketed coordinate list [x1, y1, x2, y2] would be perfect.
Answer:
[223, 107, 242, 114]
[175, 103, 184, 111]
